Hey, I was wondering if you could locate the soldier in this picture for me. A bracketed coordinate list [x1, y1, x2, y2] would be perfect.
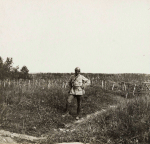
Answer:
[63, 67, 90, 120]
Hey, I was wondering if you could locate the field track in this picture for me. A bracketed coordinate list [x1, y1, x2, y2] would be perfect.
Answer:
[0, 104, 118, 144]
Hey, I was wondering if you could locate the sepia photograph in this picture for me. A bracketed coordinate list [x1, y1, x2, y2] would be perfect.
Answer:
[0, 0, 150, 143]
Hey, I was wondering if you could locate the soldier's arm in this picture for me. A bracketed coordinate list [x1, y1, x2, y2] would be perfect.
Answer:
[82, 76, 91, 87]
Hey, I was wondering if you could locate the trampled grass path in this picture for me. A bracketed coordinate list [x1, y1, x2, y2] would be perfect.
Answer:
[59, 105, 117, 133]
[0, 105, 117, 144]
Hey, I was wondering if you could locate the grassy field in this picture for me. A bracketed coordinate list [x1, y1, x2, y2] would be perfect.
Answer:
[0, 84, 121, 137]
[45, 94, 150, 144]
[0, 73, 150, 143]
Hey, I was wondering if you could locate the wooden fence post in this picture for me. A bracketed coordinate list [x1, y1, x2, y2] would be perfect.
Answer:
[65, 82, 68, 88]
[133, 84, 136, 96]
[62, 82, 64, 88]
[48, 80, 51, 89]
[8, 80, 11, 87]
[102, 80, 103, 89]
[48, 83, 50, 89]
[35, 80, 37, 88]
[112, 83, 115, 90]
[126, 92, 128, 98]
[124, 83, 126, 91]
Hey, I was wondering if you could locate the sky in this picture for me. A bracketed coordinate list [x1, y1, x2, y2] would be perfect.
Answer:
[0, 0, 150, 73]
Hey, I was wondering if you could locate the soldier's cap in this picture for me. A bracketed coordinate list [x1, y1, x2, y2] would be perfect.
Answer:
[75, 67, 80, 72]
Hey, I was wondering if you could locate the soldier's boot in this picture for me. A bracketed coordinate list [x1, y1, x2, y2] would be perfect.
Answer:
[62, 104, 70, 117]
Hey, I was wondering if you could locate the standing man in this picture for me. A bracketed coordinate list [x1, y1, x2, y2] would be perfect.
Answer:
[63, 67, 90, 120]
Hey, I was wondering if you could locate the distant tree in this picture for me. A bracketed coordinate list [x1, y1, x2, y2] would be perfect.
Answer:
[3, 57, 13, 79]
[0, 56, 30, 80]
[0, 57, 3, 67]
[0, 57, 4, 79]
[20, 66, 29, 79]
[21, 66, 29, 74]
[11, 66, 20, 79]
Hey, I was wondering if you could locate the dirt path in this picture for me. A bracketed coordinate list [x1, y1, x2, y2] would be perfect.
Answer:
[0, 129, 47, 143]
[0, 135, 16, 143]
[58, 105, 117, 133]
[0, 105, 117, 144]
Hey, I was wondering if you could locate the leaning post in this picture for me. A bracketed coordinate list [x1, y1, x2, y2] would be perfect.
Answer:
[112, 83, 115, 91]
[102, 80, 104, 89]
[133, 84, 136, 96]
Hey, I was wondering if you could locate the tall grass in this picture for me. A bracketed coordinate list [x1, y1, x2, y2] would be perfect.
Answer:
[0, 78, 122, 137]
[0, 73, 149, 143]
[46, 94, 150, 144]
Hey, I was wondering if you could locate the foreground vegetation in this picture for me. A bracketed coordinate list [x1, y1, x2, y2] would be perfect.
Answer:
[46, 94, 150, 144]
[0, 73, 150, 143]
[0, 83, 121, 137]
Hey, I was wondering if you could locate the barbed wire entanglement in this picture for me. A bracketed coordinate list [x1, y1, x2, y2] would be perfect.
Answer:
[0, 76, 150, 99]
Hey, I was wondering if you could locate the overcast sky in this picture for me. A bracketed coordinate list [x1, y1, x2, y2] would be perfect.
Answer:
[0, 0, 150, 73]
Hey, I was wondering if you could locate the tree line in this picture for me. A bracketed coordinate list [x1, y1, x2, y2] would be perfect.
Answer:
[0, 56, 30, 80]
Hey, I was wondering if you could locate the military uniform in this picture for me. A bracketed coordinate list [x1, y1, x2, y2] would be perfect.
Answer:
[66, 74, 90, 116]
[68, 74, 90, 95]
